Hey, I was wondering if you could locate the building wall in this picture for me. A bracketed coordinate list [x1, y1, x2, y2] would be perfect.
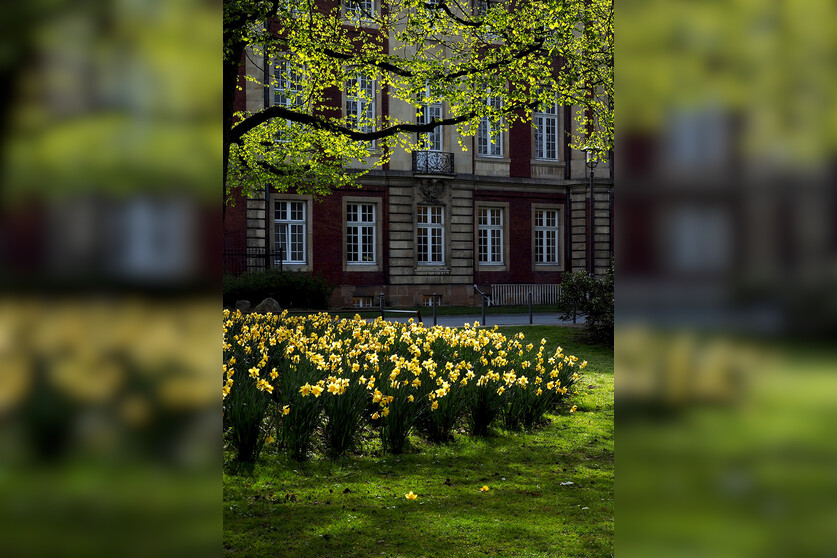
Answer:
[225, 7, 614, 308]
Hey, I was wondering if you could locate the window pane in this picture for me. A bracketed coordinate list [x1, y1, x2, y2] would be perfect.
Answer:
[291, 202, 303, 221]
[347, 225, 358, 262]
[417, 228, 428, 262]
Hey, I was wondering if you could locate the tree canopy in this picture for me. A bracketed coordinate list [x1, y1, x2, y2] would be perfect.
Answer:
[223, 0, 613, 202]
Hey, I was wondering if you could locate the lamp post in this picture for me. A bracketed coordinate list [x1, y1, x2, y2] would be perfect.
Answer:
[582, 146, 600, 276]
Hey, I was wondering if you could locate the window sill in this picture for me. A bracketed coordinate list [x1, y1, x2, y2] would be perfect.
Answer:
[346, 263, 380, 272]
[533, 263, 563, 272]
[414, 266, 450, 276]
[477, 263, 507, 272]
[475, 155, 510, 162]
[273, 262, 310, 272]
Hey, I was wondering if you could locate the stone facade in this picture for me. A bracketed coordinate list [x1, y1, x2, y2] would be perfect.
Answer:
[222, 10, 614, 309]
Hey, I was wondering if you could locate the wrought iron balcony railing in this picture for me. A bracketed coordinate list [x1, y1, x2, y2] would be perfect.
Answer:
[412, 151, 454, 175]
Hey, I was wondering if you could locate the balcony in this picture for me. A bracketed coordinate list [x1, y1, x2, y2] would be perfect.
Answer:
[412, 151, 454, 175]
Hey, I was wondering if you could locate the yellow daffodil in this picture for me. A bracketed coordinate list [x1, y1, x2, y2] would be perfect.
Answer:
[431, 401, 439, 411]
[480, 485, 490, 492]
[570, 405, 577, 413]
[311, 385, 323, 397]
[405, 491, 417, 500]
[300, 384, 311, 396]
[282, 405, 290, 415]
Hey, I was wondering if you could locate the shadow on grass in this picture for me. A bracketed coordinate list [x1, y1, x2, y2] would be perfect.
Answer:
[225, 412, 613, 558]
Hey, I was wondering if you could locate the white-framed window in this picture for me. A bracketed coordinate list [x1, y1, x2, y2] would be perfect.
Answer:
[418, 102, 443, 151]
[477, 95, 503, 157]
[271, 57, 305, 141]
[473, 0, 503, 40]
[344, 0, 376, 21]
[417, 205, 444, 265]
[346, 73, 376, 148]
[274, 200, 307, 264]
[346, 203, 376, 264]
[534, 208, 561, 264]
[478, 207, 504, 264]
[534, 100, 560, 160]
[277, 0, 302, 16]
[352, 296, 374, 308]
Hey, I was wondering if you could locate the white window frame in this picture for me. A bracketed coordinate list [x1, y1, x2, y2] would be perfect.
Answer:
[346, 202, 377, 265]
[352, 296, 374, 308]
[271, 57, 305, 141]
[416, 205, 445, 265]
[346, 72, 376, 149]
[534, 99, 560, 160]
[533, 207, 561, 265]
[344, 0, 376, 21]
[478, 95, 503, 157]
[418, 102, 443, 151]
[478, 207, 504, 264]
[274, 200, 307, 265]
[277, 0, 302, 16]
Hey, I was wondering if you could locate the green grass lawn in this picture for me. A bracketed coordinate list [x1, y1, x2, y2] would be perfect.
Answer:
[224, 326, 613, 557]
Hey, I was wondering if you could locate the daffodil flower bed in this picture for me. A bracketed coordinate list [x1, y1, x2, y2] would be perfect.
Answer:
[223, 309, 586, 462]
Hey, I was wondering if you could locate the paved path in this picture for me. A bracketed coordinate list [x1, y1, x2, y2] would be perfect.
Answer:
[380, 313, 585, 328]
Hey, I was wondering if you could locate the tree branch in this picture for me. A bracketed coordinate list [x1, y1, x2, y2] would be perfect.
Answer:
[230, 98, 539, 145]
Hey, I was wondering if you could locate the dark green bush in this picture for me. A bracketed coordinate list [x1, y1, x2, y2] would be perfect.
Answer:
[556, 271, 590, 324]
[557, 263, 614, 346]
[223, 270, 334, 309]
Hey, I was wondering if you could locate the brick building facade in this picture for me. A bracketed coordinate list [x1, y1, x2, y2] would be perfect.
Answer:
[223, 2, 613, 309]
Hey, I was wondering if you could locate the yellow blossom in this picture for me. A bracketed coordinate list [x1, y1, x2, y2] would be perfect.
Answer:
[570, 405, 577, 413]
[371, 412, 380, 420]
[300, 384, 312, 396]
[282, 405, 290, 415]
[405, 491, 417, 500]
[311, 385, 323, 397]
[381, 407, 390, 417]
[480, 485, 490, 492]
[431, 401, 439, 410]
[496, 386, 505, 395]
[407, 395, 414, 402]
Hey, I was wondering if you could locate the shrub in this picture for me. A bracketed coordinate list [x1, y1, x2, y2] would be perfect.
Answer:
[556, 271, 590, 325]
[585, 263, 614, 346]
[557, 262, 614, 346]
[223, 270, 334, 309]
